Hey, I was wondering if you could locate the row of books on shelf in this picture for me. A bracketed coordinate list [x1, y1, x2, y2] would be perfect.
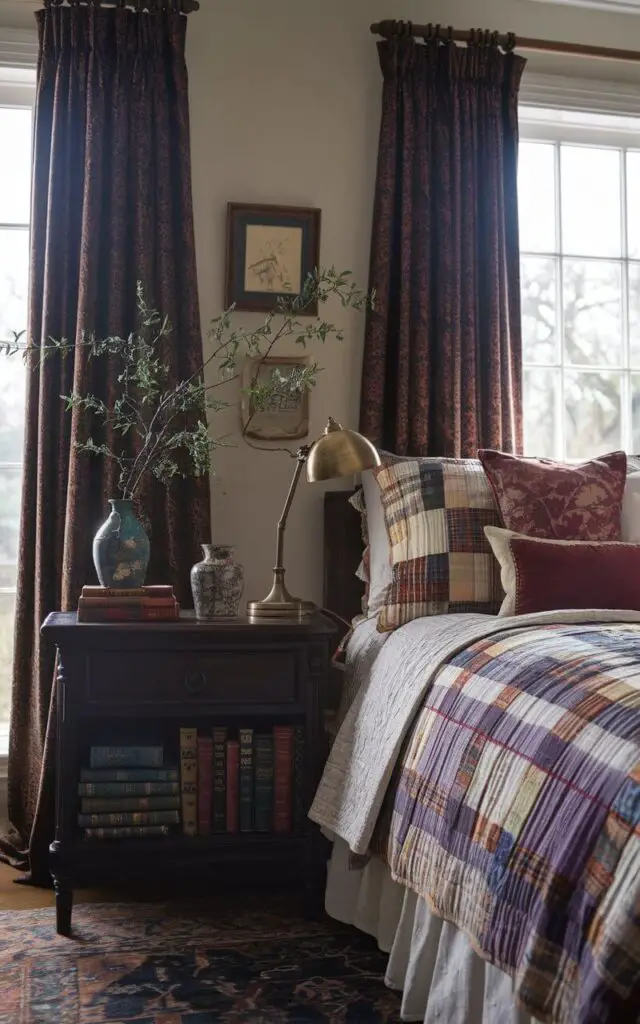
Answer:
[77, 726, 305, 839]
[77, 585, 180, 623]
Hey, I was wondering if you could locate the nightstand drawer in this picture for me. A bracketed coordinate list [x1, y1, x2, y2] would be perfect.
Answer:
[86, 651, 298, 704]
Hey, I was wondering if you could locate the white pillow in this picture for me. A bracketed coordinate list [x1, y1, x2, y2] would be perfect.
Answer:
[622, 471, 640, 542]
[361, 466, 393, 613]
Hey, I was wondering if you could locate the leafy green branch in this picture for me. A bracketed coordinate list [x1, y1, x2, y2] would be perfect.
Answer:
[1, 268, 372, 498]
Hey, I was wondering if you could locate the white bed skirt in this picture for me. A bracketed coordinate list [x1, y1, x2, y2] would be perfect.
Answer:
[325, 837, 541, 1024]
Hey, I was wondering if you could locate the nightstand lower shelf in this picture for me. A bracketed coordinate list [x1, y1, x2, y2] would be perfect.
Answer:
[42, 611, 337, 936]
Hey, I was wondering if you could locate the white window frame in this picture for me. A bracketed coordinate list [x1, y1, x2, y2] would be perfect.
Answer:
[0, 30, 36, 804]
[519, 98, 640, 460]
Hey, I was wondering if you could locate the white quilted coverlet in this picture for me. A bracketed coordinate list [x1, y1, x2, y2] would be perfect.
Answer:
[309, 608, 640, 854]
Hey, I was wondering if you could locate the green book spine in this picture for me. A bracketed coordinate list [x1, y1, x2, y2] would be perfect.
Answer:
[77, 810, 180, 827]
[80, 796, 180, 814]
[89, 746, 163, 769]
[180, 727, 198, 836]
[239, 727, 254, 833]
[254, 733, 274, 833]
[212, 726, 227, 833]
[78, 782, 179, 797]
[197, 736, 213, 836]
[84, 825, 170, 839]
[293, 725, 306, 834]
[80, 768, 178, 783]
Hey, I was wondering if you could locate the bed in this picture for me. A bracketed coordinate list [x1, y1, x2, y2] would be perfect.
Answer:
[315, 489, 640, 1024]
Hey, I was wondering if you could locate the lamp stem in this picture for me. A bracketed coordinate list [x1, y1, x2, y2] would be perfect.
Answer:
[247, 445, 315, 621]
[275, 448, 309, 570]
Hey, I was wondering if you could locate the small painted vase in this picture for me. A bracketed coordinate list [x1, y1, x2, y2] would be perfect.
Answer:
[190, 544, 244, 620]
[92, 498, 150, 589]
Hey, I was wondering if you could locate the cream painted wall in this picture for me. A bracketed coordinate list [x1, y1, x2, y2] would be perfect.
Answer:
[187, 0, 640, 608]
[3, 0, 640, 605]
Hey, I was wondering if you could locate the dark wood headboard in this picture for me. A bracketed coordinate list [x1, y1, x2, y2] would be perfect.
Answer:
[323, 490, 365, 625]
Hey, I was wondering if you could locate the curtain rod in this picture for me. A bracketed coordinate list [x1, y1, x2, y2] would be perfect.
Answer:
[370, 19, 640, 65]
[43, 0, 200, 12]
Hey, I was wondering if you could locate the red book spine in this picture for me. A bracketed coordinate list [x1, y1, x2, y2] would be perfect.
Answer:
[273, 725, 293, 834]
[197, 736, 213, 835]
[226, 739, 239, 834]
[77, 601, 179, 622]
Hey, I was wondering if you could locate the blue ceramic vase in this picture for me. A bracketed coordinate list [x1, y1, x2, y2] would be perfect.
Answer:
[92, 499, 150, 589]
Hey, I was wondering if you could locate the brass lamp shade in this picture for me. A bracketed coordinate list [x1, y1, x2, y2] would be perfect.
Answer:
[247, 418, 381, 622]
[306, 417, 381, 482]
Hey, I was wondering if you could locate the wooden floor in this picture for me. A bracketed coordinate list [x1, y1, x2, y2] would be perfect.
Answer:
[0, 861, 121, 911]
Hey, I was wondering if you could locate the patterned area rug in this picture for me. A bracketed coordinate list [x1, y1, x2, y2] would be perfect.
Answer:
[0, 900, 402, 1022]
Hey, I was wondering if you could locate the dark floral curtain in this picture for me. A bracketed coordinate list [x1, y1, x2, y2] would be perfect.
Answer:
[0, 4, 210, 883]
[360, 35, 526, 456]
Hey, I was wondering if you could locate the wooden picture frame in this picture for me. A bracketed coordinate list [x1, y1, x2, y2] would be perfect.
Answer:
[225, 203, 321, 315]
[241, 355, 310, 441]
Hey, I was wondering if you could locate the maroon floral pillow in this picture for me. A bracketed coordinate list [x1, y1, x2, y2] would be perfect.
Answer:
[478, 450, 627, 541]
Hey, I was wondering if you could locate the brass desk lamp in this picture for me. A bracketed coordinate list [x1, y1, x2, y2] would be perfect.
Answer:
[247, 417, 381, 621]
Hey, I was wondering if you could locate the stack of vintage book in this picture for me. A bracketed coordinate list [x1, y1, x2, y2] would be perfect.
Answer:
[79, 745, 180, 839]
[77, 584, 180, 622]
[179, 724, 305, 837]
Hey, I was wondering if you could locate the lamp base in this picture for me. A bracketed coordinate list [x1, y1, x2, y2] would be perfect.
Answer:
[247, 568, 316, 622]
[247, 598, 316, 621]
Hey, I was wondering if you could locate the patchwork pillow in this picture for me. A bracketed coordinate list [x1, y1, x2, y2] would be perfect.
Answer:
[485, 525, 640, 616]
[374, 458, 503, 632]
[478, 449, 627, 541]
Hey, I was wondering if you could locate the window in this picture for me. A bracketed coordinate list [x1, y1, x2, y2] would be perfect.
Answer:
[519, 107, 640, 461]
[0, 73, 34, 757]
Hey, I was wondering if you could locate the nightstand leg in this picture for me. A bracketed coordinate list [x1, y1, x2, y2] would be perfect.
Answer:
[53, 876, 73, 936]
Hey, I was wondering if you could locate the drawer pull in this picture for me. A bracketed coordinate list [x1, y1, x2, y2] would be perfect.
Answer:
[183, 670, 208, 694]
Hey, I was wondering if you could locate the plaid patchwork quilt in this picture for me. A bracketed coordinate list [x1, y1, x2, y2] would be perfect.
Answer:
[385, 623, 640, 1023]
[374, 458, 502, 630]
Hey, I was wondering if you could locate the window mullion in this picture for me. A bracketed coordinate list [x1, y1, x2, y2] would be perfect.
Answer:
[555, 141, 565, 461]
[621, 148, 632, 453]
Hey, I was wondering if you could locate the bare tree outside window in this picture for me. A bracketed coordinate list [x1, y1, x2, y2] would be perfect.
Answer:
[519, 133, 640, 460]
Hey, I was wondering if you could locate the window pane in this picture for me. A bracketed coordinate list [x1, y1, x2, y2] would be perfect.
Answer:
[524, 368, 558, 458]
[627, 151, 640, 259]
[631, 374, 640, 451]
[564, 370, 621, 459]
[0, 356, 25, 463]
[563, 259, 622, 367]
[628, 263, 640, 367]
[0, 591, 15, 745]
[561, 146, 621, 258]
[0, 228, 29, 342]
[0, 467, 22, 571]
[518, 142, 556, 253]
[0, 108, 31, 225]
[521, 256, 557, 364]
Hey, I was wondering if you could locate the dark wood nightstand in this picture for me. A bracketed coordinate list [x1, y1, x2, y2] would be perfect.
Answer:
[41, 611, 337, 936]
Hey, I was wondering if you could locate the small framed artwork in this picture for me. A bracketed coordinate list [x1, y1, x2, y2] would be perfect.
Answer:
[241, 355, 310, 441]
[225, 203, 321, 315]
